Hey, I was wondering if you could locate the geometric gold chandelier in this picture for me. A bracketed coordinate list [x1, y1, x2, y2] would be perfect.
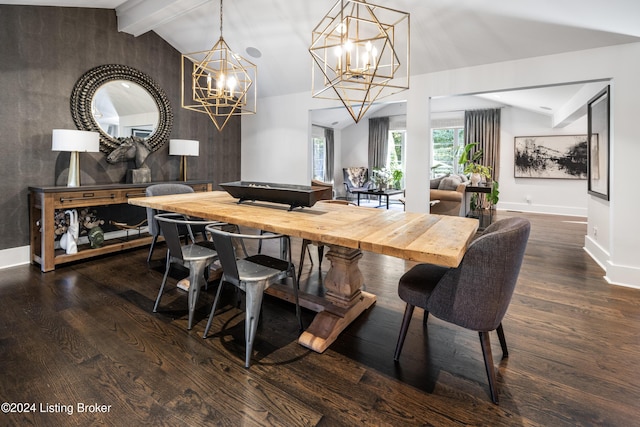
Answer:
[310, 0, 409, 123]
[181, 0, 257, 131]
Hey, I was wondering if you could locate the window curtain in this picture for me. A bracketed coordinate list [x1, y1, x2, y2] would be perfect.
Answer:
[324, 127, 334, 182]
[464, 108, 501, 181]
[368, 117, 390, 172]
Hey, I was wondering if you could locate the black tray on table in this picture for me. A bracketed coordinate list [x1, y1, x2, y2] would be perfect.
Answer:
[220, 181, 329, 211]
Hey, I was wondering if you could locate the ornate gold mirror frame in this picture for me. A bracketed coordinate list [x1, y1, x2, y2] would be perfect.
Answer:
[71, 64, 173, 153]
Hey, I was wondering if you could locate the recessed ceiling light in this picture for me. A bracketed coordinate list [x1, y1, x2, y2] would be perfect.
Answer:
[331, 121, 339, 126]
[246, 47, 262, 58]
[540, 106, 552, 110]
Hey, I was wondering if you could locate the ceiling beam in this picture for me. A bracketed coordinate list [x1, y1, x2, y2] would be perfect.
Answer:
[552, 81, 609, 128]
[116, 0, 209, 37]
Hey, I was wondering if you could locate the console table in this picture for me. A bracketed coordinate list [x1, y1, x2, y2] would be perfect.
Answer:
[29, 181, 212, 272]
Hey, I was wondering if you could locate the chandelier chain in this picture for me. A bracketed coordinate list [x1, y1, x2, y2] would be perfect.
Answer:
[219, 0, 223, 37]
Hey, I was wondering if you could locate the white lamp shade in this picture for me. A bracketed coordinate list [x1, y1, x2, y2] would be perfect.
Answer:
[52, 129, 100, 152]
[169, 139, 199, 156]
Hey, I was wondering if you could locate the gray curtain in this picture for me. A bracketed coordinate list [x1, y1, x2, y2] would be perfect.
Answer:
[464, 108, 501, 181]
[368, 117, 390, 171]
[324, 127, 334, 182]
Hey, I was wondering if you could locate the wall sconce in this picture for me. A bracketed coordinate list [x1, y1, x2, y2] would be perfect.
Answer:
[169, 139, 199, 181]
[52, 129, 100, 187]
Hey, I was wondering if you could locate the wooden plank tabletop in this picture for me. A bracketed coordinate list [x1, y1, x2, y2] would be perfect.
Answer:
[130, 191, 478, 267]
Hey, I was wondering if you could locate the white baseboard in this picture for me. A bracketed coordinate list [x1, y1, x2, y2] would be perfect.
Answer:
[584, 235, 640, 289]
[498, 202, 587, 217]
[0, 246, 31, 270]
[604, 262, 640, 289]
[583, 235, 609, 271]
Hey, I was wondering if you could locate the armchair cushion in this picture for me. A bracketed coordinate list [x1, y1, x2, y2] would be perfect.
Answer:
[345, 167, 368, 188]
[438, 175, 463, 191]
[430, 176, 445, 189]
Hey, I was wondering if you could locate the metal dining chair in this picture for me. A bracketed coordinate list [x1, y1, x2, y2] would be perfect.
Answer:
[145, 183, 196, 263]
[153, 213, 227, 330]
[203, 225, 303, 368]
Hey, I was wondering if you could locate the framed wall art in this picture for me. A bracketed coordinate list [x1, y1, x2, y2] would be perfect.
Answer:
[587, 85, 610, 200]
[514, 134, 588, 179]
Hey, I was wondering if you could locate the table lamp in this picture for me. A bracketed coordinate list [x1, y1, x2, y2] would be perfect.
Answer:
[52, 129, 100, 187]
[169, 139, 199, 181]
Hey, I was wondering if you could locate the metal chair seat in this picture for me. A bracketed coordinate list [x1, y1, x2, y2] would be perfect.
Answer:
[181, 243, 219, 261]
[234, 259, 287, 290]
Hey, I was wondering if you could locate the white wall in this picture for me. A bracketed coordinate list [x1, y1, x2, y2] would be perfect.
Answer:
[340, 123, 368, 173]
[242, 42, 640, 288]
[242, 92, 312, 185]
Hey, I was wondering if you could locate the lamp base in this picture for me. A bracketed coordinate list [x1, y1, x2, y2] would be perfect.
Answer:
[67, 151, 80, 187]
[180, 156, 188, 181]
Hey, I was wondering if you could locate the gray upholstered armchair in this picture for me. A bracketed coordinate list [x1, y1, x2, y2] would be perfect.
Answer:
[393, 217, 531, 404]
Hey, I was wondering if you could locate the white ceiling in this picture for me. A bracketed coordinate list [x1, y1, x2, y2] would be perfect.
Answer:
[4, 0, 640, 126]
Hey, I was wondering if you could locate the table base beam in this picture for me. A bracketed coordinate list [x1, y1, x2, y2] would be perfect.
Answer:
[298, 291, 376, 353]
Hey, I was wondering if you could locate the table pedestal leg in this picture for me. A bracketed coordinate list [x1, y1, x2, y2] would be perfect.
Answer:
[298, 245, 376, 353]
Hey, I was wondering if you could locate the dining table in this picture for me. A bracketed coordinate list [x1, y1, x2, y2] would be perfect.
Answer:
[130, 191, 479, 353]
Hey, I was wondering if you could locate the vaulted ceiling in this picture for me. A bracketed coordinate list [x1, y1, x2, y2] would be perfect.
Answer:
[4, 0, 640, 125]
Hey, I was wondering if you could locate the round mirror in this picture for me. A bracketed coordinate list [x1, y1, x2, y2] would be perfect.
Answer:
[71, 64, 173, 152]
[92, 80, 159, 139]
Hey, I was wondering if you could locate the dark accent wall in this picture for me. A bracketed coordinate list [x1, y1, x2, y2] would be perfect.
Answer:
[0, 6, 241, 251]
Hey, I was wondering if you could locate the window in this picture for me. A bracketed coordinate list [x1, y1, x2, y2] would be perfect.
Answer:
[312, 125, 326, 181]
[387, 129, 405, 187]
[431, 127, 464, 177]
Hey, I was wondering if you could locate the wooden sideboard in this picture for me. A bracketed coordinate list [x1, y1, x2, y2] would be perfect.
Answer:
[29, 181, 212, 272]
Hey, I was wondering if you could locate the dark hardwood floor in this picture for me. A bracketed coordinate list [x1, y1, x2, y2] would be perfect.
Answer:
[1, 211, 639, 426]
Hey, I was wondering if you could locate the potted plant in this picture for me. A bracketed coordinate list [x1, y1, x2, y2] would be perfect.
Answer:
[458, 143, 500, 225]
[458, 142, 492, 186]
[372, 167, 393, 190]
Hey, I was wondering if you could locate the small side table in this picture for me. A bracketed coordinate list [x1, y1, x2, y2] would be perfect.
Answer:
[465, 185, 493, 228]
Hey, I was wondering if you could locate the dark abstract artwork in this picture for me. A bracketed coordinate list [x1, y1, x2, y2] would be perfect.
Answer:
[514, 135, 588, 179]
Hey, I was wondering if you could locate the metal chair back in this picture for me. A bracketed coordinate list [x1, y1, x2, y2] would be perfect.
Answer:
[208, 228, 241, 285]
[145, 183, 194, 236]
[155, 213, 189, 261]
